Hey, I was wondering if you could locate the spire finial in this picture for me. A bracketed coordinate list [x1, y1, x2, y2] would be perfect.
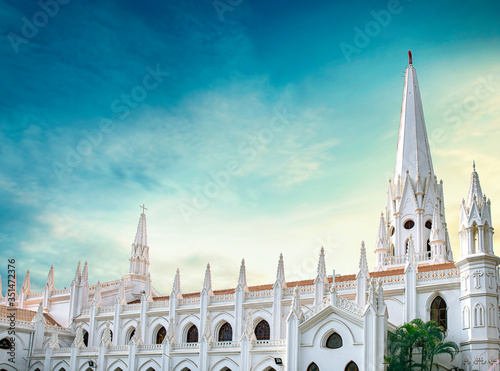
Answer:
[408, 50, 413, 65]
[140, 204, 148, 214]
[473, 160, 476, 171]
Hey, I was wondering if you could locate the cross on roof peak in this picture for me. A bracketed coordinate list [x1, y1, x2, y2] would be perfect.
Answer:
[140, 204, 148, 214]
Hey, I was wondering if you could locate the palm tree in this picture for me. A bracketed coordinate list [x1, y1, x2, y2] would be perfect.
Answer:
[386, 319, 459, 370]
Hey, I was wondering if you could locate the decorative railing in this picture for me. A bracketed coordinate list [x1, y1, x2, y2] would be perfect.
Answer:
[336, 280, 357, 292]
[27, 293, 43, 300]
[123, 303, 141, 311]
[254, 339, 286, 348]
[51, 288, 71, 296]
[418, 268, 459, 282]
[80, 346, 98, 353]
[52, 347, 71, 354]
[284, 285, 315, 296]
[180, 296, 200, 306]
[211, 294, 234, 303]
[33, 348, 45, 355]
[140, 344, 162, 351]
[80, 308, 91, 316]
[378, 274, 405, 286]
[246, 290, 273, 300]
[211, 341, 241, 349]
[171, 342, 199, 350]
[46, 325, 73, 333]
[335, 295, 364, 317]
[99, 305, 115, 313]
[109, 345, 129, 351]
[150, 300, 169, 308]
[382, 252, 433, 266]
[0, 317, 34, 327]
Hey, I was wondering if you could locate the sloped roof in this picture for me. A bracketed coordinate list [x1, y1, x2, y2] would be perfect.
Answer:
[0, 305, 61, 326]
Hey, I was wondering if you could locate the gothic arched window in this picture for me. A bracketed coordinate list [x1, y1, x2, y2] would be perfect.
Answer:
[128, 328, 136, 342]
[156, 326, 166, 344]
[430, 296, 447, 330]
[463, 306, 470, 329]
[186, 325, 198, 343]
[0, 338, 11, 349]
[83, 330, 89, 347]
[426, 239, 431, 258]
[404, 220, 415, 230]
[345, 361, 359, 371]
[307, 363, 319, 371]
[218, 322, 233, 342]
[325, 332, 343, 349]
[474, 303, 484, 327]
[255, 320, 270, 340]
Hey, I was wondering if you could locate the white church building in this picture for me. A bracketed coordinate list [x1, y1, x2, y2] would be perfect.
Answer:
[0, 56, 498, 371]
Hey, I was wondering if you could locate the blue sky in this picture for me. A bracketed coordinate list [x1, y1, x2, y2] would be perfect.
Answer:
[1, 0, 499, 294]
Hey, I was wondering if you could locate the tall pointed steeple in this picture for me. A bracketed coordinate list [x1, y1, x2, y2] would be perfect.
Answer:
[315, 247, 327, 283]
[359, 242, 369, 275]
[82, 261, 89, 283]
[129, 207, 150, 276]
[394, 52, 434, 183]
[275, 253, 286, 288]
[466, 161, 484, 210]
[171, 268, 182, 299]
[21, 270, 31, 294]
[46, 266, 55, 291]
[202, 264, 213, 296]
[237, 259, 248, 292]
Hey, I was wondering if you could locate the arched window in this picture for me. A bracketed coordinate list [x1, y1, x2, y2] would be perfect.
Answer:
[474, 303, 484, 327]
[463, 306, 470, 329]
[307, 363, 319, 371]
[83, 330, 89, 347]
[488, 304, 496, 327]
[156, 326, 166, 344]
[255, 320, 270, 340]
[221, 368, 232, 371]
[0, 338, 11, 350]
[390, 226, 395, 236]
[345, 361, 359, 371]
[218, 322, 233, 342]
[128, 328, 136, 342]
[425, 220, 432, 229]
[389, 244, 395, 256]
[426, 239, 431, 258]
[186, 325, 198, 343]
[430, 296, 447, 330]
[404, 220, 415, 230]
[325, 332, 342, 349]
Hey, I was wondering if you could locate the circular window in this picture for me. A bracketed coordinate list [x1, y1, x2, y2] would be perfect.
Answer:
[325, 332, 343, 349]
[404, 220, 415, 229]
[425, 220, 432, 229]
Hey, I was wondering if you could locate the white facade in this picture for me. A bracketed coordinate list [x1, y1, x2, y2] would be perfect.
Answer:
[0, 58, 498, 371]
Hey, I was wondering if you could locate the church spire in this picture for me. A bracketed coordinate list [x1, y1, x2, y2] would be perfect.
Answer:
[21, 270, 31, 294]
[202, 264, 213, 296]
[46, 265, 55, 290]
[237, 259, 248, 292]
[171, 268, 182, 299]
[129, 207, 150, 276]
[466, 161, 483, 209]
[275, 253, 286, 287]
[394, 52, 434, 183]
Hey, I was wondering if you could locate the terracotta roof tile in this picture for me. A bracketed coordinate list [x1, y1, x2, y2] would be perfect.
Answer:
[0, 305, 61, 327]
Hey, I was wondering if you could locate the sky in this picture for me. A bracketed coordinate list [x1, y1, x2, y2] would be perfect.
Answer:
[0, 0, 499, 295]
